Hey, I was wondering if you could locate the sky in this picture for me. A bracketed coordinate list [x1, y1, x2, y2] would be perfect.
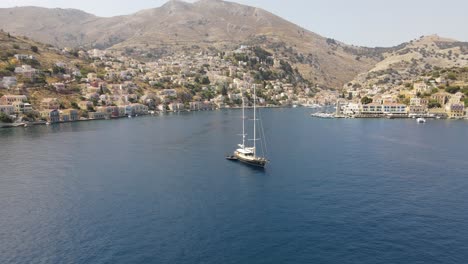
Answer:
[1, 0, 467, 47]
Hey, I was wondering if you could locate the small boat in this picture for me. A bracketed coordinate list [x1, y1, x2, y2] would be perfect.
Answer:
[225, 155, 238, 161]
[417, 118, 426, 123]
[310, 112, 335, 119]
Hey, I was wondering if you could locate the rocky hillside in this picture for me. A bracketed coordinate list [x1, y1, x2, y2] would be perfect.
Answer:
[347, 35, 468, 89]
[0, 0, 384, 88]
[0, 31, 95, 108]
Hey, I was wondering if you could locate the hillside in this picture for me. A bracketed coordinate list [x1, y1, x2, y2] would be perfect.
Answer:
[347, 35, 468, 90]
[1, 29, 326, 122]
[0, 31, 92, 108]
[0, 0, 383, 88]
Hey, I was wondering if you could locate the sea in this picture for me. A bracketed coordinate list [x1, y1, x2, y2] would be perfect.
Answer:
[1, 108, 468, 264]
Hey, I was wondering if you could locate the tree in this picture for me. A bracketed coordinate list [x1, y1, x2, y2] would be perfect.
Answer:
[52, 65, 66, 74]
[361, 96, 373, 105]
[446, 86, 460, 94]
[5, 65, 15, 72]
[200, 76, 210, 85]
[428, 100, 441, 109]
[447, 72, 457, 80]
[71, 102, 80, 110]
[0, 112, 13, 123]
[221, 84, 228, 96]
[80, 110, 89, 118]
[31, 46, 39, 53]
[462, 87, 468, 96]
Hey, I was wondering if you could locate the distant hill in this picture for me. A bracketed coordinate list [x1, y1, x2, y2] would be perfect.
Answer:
[347, 35, 468, 89]
[0, 0, 385, 88]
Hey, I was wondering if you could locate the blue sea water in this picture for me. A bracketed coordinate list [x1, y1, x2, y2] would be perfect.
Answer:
[1, 108, 468, 264]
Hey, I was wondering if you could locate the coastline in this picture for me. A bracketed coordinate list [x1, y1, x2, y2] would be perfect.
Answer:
[3, 107, 467, 130]
[0, 105, 288, 130]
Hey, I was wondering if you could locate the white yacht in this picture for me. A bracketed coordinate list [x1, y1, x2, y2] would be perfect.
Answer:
[227, 85, 269, 168]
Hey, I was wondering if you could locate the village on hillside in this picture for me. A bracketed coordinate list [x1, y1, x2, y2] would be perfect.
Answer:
[1, 32, 468, 127]
[0, 33, 321, 126]
[334, 68, 468, 119]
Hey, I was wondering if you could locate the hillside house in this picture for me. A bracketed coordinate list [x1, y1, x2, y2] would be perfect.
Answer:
[41, 98, 60, 110]
[0, 95, 28, 105]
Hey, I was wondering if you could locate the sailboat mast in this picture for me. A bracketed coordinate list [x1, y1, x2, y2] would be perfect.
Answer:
[242, 91, 245, 150]
[253, 84, 256, 156]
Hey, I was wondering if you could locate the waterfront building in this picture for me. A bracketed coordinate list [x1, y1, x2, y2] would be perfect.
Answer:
[0, 105, 15, 116]
[189, 101, 203, 111]
[130, 103, 149, 115]
[408, 105, 427, 116]
[96, 106, 113, 116]
[361, 103, 383, 115]
[343, 103, 361, 116]
[118, 106, 126, 117]
[12, 102, 32, 113]
[88, 111, 109, 120]
[428, 108, 448, 118]
[382, 103, 407, 116]
[445, 103, 465, 119]
[40, 109, 60, 123]
[60, 109, 79, 122]
[168, 103, 184, 112]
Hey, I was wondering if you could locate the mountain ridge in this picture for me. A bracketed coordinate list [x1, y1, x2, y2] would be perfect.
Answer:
[1, 0, 467, 89]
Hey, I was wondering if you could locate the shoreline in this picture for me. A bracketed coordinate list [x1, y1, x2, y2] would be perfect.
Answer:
[3, 107, 467, 130]
[0, 106, 287, 130]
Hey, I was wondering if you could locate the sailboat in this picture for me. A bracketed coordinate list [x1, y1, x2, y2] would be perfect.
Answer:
[226, 85, 269, 168]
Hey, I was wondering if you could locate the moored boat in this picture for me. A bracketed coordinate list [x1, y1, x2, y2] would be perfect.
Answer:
[229, 84, 269, 168]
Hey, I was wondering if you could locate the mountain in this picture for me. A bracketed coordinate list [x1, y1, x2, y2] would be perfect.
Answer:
[2, 1, 467, 89]
[0, 0, 385, 88]
[347, 35, 468, 89]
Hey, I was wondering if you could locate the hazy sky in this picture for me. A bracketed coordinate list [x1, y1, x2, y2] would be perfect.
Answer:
[1, 0, 467, 47]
